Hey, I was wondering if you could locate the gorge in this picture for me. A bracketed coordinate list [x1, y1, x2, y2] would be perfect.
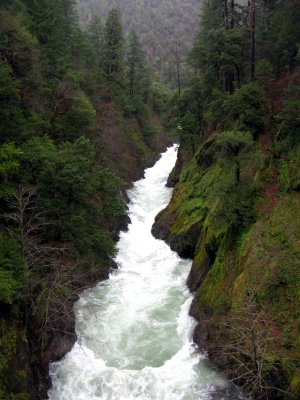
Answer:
[48, 146, 241, 400]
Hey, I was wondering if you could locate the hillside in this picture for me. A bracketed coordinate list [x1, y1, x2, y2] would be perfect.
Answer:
[76, 0, 202, 82]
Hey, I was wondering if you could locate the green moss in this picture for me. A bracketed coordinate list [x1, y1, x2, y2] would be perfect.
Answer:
[290, 372, 300, 397]
[235, 194, 300, 318]
[197, 249, 235, 314]
[163, 160, 224, 240]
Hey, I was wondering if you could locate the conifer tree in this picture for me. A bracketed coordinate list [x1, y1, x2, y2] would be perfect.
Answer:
[23, 0, 78, 75]
[127, 30, 150, 102]
[103, 8, 125, 84]
[88, 15, 104, 68]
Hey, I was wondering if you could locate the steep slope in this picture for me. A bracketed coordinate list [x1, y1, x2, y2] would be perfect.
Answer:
[151, 1, 300, 395]
[0, 2, 172, 399]
[153, 126, 300, 399]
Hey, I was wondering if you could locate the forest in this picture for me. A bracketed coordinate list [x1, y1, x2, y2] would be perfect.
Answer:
[0, 0, 299, 399]
[0, 0, 172, 398]
[76, 0, 202, 85]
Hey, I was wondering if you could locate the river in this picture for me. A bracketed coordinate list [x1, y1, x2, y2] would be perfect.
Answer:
[48, 145, 240, 400]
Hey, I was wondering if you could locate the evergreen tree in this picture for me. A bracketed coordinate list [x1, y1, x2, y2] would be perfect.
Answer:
[127, 30, 150, 102]
[88, 15, 104, 68]
[23, 0, 78, 75]
[0, 61, 24, 143]
[103, 8, 125, 85]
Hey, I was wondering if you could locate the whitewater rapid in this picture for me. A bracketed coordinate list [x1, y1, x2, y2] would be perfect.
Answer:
[48, 145, 237, 400]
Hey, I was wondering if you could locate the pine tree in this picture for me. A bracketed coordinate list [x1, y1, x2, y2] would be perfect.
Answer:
[248, 0, 256, 81]
[103, 8, 125, 84]
[88, 15, 104, 68]
[23, 0, 78, 75]
[127, 30, 150, 102]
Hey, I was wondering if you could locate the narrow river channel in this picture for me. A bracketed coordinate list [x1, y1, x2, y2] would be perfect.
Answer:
[48, 145, 240, 400]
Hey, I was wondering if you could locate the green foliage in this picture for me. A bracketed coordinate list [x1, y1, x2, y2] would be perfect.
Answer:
[0, 9, 41, 84]
[0, 144, 22, 199]
[277, 82, 300, 148]
[0, 1, 166, 397]
[221, 84, 266, 136]
[87, 15, 104, 67]
[202, 84, 266, 136]
[180, 112, 199, 146]
[260, 1, 300, 74]
[0, 61, 24, 142]
[65, 94, 96, 139]
[76, 0, 201, 77]
[127, 31, 151, 103]
[22, 136, 121, 263]
[152, 1, 300, 398]
[23, 0, 78, 76]
[134, 102, 157, 141]
[176, 78, 206, 150]
[103, 8, 125, 84]
[97, 168, 124, 219]
[278, 144, 300, 192]
[209, 176, 256, 230]
[256, 58, 274, 86]
[0, 234, 26, 304]
[216, 130, 254, 157]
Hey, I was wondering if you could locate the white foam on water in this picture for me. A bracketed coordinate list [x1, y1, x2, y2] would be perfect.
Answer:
[48, 145, 235, 400]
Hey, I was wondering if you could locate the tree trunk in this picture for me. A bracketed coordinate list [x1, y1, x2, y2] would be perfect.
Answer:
[223, 0, 235, 93]
[175, 41, 182, 96]
[223, 0, 229, 30]
[230, 0, 235, 28]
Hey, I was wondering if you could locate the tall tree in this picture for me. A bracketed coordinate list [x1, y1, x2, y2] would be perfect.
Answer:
[23, 0, 78, 75]
[248, 0, 256, 81]
[103, 8, 125, 84]
[174, 40, 182, 95]
[88, 15, 104, 68]
[127, 30, 150, 102]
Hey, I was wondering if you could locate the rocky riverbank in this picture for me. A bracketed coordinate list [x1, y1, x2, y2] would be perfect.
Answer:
[152, 137, 300, 399]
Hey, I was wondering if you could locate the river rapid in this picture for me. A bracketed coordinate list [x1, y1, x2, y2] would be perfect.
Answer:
[48, 145, 240, 400]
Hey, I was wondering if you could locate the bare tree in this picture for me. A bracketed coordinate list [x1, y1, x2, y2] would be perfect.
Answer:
[4, 186, 52, 262]
[223, 293, 292, 399]
[2, 186, 82, 347]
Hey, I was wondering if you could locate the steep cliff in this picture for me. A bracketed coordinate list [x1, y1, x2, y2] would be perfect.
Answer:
[152, 137, 300, 399]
